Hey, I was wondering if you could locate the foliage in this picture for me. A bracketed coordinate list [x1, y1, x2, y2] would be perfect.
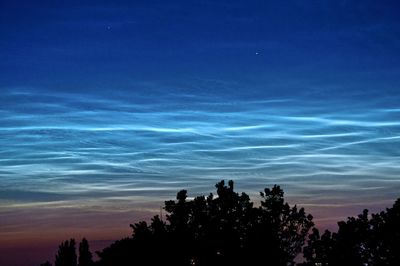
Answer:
[79, 238, 94, 266]
[55, 239, 77, 266]
[97, 180, 314, 266]
[48, 238, 93, 266]
[302, 199, 400, 266]
[43, 181, 400, 266]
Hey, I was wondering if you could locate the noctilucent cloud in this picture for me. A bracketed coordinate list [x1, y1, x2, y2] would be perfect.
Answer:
[1, 1, 400, 265]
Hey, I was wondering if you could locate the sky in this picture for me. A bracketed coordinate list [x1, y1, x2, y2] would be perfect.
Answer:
[1, 1, 400, 265]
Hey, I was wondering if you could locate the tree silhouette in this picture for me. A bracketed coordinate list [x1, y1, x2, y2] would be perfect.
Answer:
[78, 238, 93, 266]
[55, 239, 77, 266]
[97, 180, 314, 266]
[43, 180, 400, 266]
[302, 199, 400, 266]
[249, 185, 314, 265]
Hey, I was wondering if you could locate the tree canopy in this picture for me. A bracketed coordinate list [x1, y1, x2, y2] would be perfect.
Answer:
[302, 199, 400, 266]
[97, 180, 313, 266]
[42, 180, 400, 266]
[47, 238, 94, 266]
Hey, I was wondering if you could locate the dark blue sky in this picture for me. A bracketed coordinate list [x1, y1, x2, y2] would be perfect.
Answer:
[1, 0, 400, 94]
[1, 2, 400, 265]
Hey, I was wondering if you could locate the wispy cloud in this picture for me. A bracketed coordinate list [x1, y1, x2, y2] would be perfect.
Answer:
[0, 88, 399, 230]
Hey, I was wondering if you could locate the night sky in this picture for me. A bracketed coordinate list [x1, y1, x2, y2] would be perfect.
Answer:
[1, 1, 400, 265]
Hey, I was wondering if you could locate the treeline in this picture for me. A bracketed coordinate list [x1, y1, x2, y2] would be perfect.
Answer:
[41, 180, 400, 266]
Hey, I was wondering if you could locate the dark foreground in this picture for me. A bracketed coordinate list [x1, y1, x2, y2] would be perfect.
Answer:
[41, 180, 400, 266]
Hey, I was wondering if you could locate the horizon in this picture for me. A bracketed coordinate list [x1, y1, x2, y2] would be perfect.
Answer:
[1, 1, 400, 265]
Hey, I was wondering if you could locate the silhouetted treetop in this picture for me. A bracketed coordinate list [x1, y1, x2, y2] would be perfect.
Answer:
[43, 180, 400, 266]
[78, 238, 93, 266]
[302, 199, 400, 266]
[97, 180, 314, 266]
[55, 239, 77, 266]
[47, 238, 94, 266]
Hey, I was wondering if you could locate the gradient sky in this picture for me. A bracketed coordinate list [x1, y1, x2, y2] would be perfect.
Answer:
[1, 1, 400, 265]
